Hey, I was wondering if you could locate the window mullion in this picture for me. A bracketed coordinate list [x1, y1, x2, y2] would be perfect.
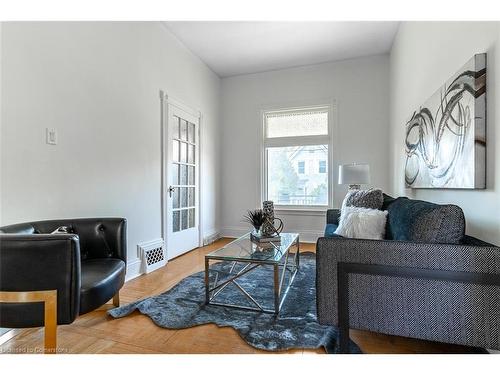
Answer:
[264, 135, 330, 148]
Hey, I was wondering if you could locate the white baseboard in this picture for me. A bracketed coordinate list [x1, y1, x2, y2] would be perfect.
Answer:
[220, 226, 250, 239]
[203, 229, 221, 245]
[293, 229, 323, 243]
[221, 226, 323, 243]
[124, 225, 323, 283]
[125, 229, 220, 283]
[125, 258, 143, 282]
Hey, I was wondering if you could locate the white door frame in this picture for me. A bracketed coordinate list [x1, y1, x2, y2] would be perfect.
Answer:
[160, 90, 203, 258]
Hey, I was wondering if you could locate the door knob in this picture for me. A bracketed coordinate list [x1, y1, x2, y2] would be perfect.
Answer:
[168, 186, 176, 198]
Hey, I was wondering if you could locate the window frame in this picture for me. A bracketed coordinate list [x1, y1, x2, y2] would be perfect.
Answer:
[260, 104, 335, 212]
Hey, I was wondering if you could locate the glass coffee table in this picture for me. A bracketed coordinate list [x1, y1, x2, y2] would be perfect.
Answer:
[204, 232, 300, 315]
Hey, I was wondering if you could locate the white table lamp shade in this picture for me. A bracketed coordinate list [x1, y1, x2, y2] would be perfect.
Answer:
[338, 163, 370, 185]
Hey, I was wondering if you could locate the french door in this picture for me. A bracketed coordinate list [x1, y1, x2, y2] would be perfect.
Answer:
[164, 101, 200, 259]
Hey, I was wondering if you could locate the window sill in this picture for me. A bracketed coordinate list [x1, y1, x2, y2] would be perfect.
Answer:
[274, 207, 329, 216]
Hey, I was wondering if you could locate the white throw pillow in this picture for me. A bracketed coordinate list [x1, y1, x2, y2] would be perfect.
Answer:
[335, 206, 388, 240]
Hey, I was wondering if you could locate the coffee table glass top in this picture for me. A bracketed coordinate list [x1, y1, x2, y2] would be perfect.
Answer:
[206, 232, 299, 263]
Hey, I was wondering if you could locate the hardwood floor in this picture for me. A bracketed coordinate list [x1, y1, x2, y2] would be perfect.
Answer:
[0, 239, 482, 354]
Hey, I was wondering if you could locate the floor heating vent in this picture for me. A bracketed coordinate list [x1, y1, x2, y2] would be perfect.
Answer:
[138, 239, 166, 274]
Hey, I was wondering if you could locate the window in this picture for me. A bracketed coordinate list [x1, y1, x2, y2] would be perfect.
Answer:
[319, 160, 326, 173]
[263, 106, 331, 208]
[297, 161, 305, 174]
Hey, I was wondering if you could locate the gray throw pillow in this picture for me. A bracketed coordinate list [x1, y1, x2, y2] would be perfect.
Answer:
[51, 226, 72, 234]
[342, 188, 383, 210]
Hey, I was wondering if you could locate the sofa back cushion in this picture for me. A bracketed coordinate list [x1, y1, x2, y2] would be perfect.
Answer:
[381, 193, 396, 210]
[385, 197, 465, 244]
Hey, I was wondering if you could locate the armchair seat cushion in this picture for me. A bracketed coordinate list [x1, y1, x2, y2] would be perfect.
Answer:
[80, 259, 125, 314]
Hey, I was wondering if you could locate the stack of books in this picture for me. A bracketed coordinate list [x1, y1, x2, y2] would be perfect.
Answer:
[250, 232, 281, 244]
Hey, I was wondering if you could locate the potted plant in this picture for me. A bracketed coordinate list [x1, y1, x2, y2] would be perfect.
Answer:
[243, 209, 265, 235]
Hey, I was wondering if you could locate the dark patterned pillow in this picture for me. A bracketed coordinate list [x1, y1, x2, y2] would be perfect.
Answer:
[342, 189, 383, 210]
[384, 197, 465, 244]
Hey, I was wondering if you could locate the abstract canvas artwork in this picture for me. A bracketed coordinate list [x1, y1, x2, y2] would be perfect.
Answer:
[405, 54, 486, 189]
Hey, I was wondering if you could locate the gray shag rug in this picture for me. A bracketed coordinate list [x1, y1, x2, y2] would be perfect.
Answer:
[108, 251, 361, 353]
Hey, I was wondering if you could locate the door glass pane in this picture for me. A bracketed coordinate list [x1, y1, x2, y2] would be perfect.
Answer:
[170, 116, 197, 235]
[180, 119, 188, 141]
[188, 187, 195, 207]
[188, 208, 195, 228]
[173, 140, 179, 162]
[172, 164, 179, 185]
[188, 145, 195, 164]
[181, 209, 188, 230]
[180, 187, 188, 208]
[180, 142, 187, 163]
[188, 123, 195, 143]
[173, 210, 180, 232]
[180, 165, 188, 185]
[172, 187, 179, 209]
[188, 166, 195, 185]
[173, 116, 180, 139]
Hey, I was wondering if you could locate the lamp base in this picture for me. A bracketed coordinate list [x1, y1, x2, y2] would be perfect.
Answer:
[348, 184, 361, 190]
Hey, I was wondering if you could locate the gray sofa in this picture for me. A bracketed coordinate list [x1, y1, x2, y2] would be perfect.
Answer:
[316, 194, 500, 352]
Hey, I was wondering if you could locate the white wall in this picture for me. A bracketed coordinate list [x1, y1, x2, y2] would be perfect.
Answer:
[390, 22, 500, 245]
[0, 22, 221, 279]
[220, 55, 391, 242]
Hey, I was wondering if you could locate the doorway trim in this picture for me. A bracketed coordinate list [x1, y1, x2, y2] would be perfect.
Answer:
[160, 90, 203, 258]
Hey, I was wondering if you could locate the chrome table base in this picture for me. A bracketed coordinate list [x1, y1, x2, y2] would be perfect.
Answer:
[204, 237, 300, 315]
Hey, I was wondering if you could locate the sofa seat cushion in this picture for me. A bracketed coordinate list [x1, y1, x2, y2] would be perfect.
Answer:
[80, 258, 125, 314]
[385, 197, 465, 244]
[325, 224, 342, 238]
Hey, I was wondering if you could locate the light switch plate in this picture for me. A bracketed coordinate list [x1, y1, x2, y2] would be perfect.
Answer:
[46, 128, 57, 145]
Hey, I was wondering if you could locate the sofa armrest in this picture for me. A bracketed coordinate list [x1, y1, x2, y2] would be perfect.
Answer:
[0, 234, 81, 326]
[326, 209, 341, 225]
[316, 236, 500, 327]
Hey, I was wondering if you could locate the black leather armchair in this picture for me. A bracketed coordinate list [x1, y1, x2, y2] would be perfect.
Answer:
[0, 218, 127, 329]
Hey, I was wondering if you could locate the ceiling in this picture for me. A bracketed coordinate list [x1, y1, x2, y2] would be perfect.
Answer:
[164, 21, 399, 77]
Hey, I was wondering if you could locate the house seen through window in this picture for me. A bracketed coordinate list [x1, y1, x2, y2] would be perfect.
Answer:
[297, 161, 305, 174]
[319, 160, 326, 173]
[263, 106, 331, 207]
